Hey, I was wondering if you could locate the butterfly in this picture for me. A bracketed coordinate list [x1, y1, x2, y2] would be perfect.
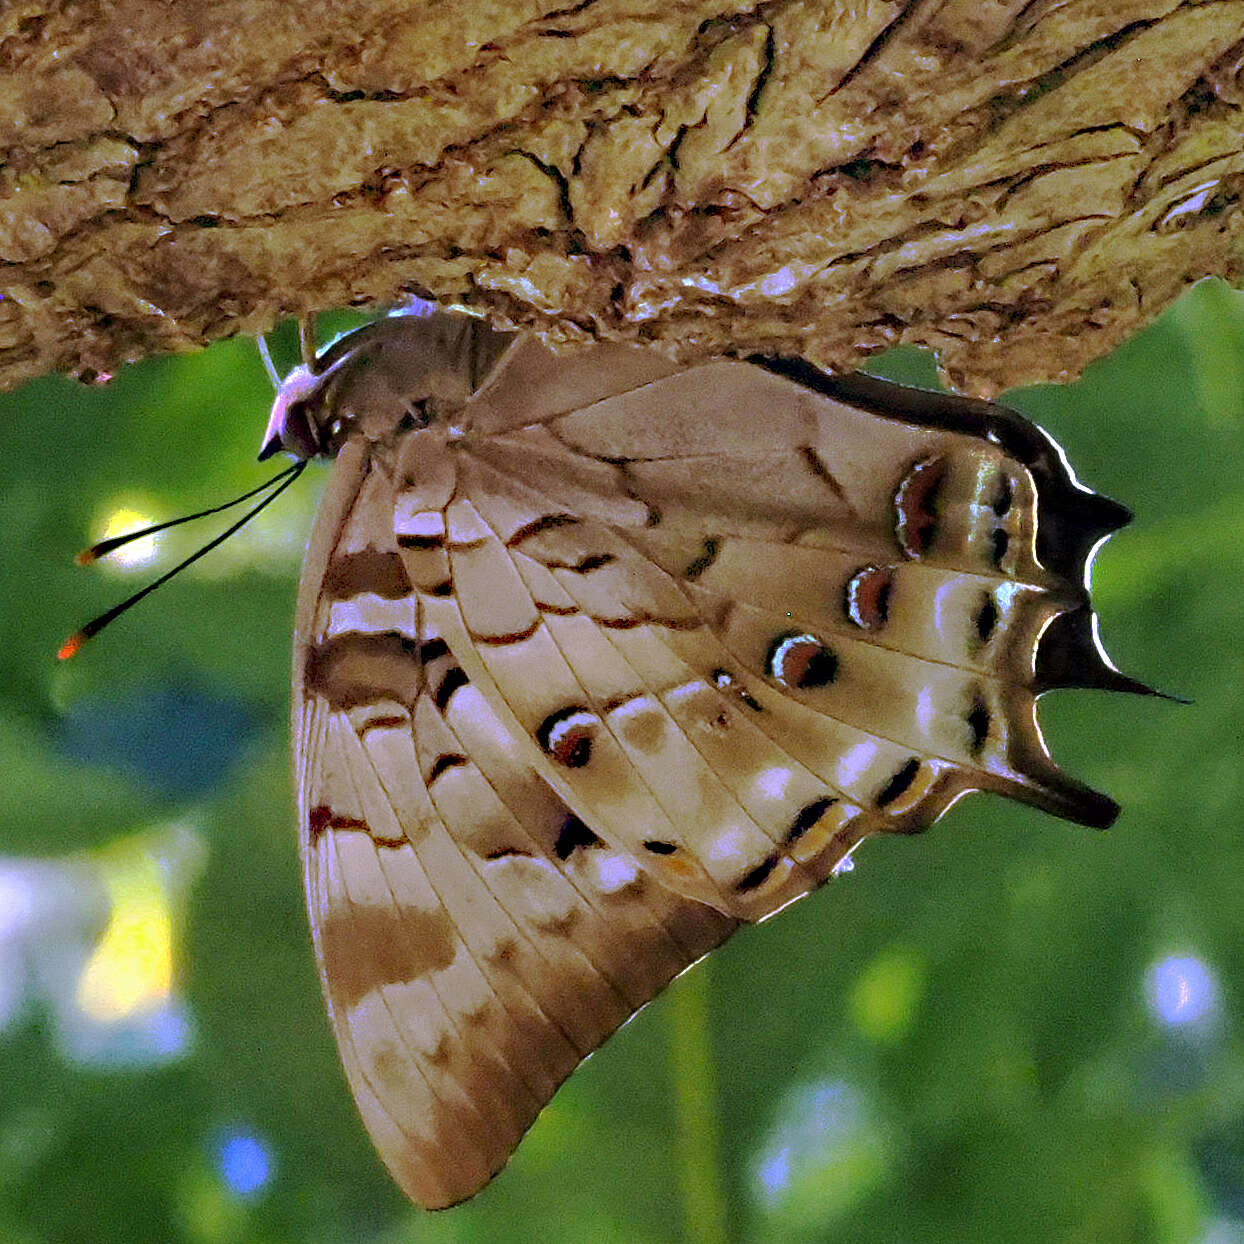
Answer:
[251, 304, 1148, 1208]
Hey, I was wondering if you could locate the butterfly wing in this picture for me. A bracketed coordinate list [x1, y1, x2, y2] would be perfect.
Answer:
[293, 315, 1139, 1206]
[293, 431, 734, 1209]
[413, 342, 1134, 925]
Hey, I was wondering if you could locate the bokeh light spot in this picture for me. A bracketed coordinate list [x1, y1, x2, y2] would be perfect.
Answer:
[1202, 1217, 1244, 1244]
[148, 1002, 192, 1057]
[751, 1078, 889, 1229]
[216, 1131, 274, 1199]
[96, 506, 160, 569]
[850, 945, 924, 1043]
[1146, 954, 1217, 1027]
[76, 852, 172, 1022]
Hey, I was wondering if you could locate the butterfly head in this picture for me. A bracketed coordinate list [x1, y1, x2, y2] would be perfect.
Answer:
[257, 312, 514, 464]
[258, 363, 329, 462]
[255, 352, 453, 463]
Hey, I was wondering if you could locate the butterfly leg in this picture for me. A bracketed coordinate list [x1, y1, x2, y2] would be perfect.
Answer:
[299, 313, 319, 370]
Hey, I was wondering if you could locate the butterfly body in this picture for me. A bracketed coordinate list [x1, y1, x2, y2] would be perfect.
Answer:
[266, 308, 1140, 1207]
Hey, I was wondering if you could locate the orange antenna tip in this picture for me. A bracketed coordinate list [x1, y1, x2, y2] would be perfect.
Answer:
[57, 632, 86, 661]
[75, 548, 100, 567]
[57, 462, 307, 662]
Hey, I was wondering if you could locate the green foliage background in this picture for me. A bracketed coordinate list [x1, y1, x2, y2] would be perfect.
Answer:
[1, 282, 1243, 1244]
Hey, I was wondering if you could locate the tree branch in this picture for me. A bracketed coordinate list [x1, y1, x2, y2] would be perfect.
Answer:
[1, 0, 1242, 395]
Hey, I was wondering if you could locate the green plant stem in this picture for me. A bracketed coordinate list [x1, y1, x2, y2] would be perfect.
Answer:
[668, 961, 731, 1244]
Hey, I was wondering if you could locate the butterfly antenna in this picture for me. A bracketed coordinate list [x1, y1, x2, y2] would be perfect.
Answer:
[256, 334, 282, 390]
[58, 462, 306, 660]
[73, 463, 304, 565]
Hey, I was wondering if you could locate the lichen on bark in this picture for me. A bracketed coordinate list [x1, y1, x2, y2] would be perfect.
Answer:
[1, 0, 1242, 395]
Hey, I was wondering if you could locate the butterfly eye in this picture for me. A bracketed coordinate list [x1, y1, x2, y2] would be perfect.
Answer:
[276, 399, 321, 460]
[397, 398, 434, 433]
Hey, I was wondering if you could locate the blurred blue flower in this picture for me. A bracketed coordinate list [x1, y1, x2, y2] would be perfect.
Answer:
[216, 1130, 274, 1199]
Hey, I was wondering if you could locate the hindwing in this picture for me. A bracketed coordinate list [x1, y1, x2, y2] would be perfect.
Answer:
[295, 434, 734, 1209]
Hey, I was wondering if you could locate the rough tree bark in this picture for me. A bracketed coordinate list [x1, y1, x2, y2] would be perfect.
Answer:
[1, 1, 1242, 396]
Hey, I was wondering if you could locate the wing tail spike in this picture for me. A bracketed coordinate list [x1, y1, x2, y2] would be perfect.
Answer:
[978, 766, 1121, 831]
[1087, 491, 1133, 536]
[1059, 783, 1121, 831]
[1033, 608, 1168, 699]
